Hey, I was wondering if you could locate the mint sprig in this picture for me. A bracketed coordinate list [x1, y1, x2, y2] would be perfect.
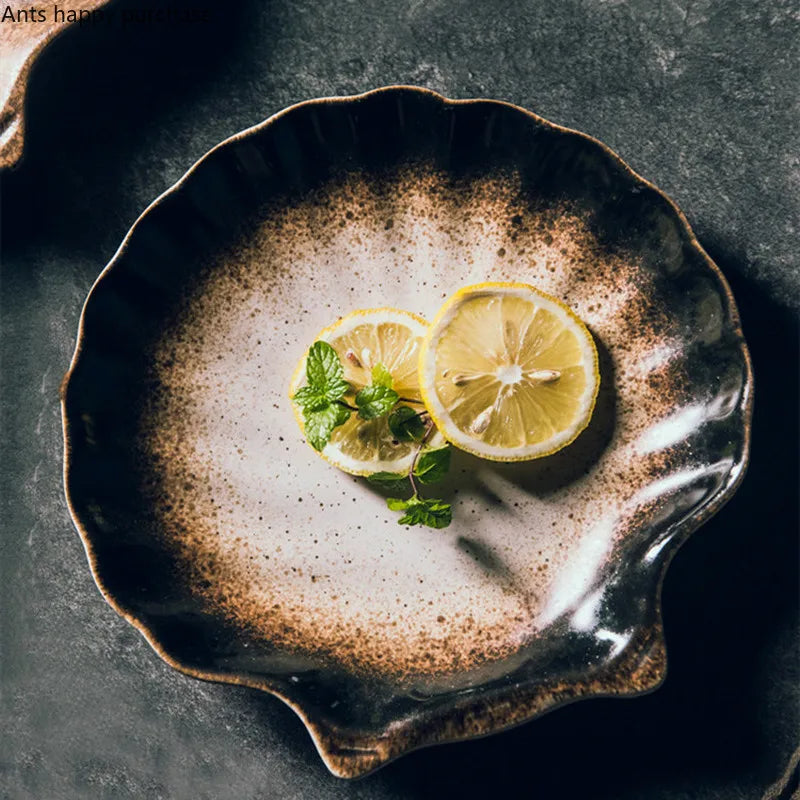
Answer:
[302, 403, 351, 451]
[386, 496, 452, 528]
[388, 405, 427, 442]
[370, 419, 452, 529]
[412, 446, 451, 485]
[355, 362, 399, 419]
[293, 350, 407, 450]
[355, 384, 399, 419]
[366, 444, 451, 493]
[367, 471, 410, 493]
[306, 341, 350, 402]
[292, 344, 452, 528]
[292, 341, 353, 451]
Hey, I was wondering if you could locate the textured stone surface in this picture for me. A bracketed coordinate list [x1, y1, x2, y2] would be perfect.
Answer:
[1, 0, 797, 797]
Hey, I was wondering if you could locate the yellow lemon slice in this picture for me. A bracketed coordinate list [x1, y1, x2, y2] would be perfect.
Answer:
[290, 308, 444, 476]
[419, 283, 599, 461]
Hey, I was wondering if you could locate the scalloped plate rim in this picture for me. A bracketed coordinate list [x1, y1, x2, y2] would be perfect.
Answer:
[60, 85, 754, 778]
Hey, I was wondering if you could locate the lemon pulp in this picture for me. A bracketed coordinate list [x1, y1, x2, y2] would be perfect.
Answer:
[419, 283, 599, 461]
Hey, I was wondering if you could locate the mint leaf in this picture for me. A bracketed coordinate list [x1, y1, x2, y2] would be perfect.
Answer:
[371, 362, 393, 389]
[303, 403, 351, 451]
[402, 498, 452, 528]
[292, 385, 328, 411]
[413, 446, 451, 485]
[292, 342, 353, 450]
[388, 405, 426, 442]
[367, 472, 409, 492]
[355, 384, 399, 419]
[325, 378, 352, 402]
[306, 341, 350, 402]
[386, 497, 410, 511]
[386, 496, 452, 529]
[352, 361, 399, 419]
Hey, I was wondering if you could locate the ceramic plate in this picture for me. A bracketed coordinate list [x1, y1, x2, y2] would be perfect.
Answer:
[62, 87, 752, 777]
[0, 0, 113, 169]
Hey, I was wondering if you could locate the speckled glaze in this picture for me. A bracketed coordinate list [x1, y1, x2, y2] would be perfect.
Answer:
[62, 87, 752, 778]
[0, 0, 113, 169]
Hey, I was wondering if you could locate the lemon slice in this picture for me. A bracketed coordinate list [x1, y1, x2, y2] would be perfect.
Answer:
[419, 283, 599, 461]
[290, 308, 444, 476]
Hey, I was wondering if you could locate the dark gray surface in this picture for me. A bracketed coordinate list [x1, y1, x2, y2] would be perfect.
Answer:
[1, 0, 797, 798]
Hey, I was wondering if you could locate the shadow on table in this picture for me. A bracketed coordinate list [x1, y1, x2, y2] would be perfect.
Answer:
[1, 0, 255, 256]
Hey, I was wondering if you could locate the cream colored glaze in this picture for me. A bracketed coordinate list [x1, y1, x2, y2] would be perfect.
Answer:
[141, 168, 692, 681]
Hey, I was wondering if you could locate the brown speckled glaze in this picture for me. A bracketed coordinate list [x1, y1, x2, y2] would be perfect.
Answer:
[0, 0, 113, 169]
[62, 87, 752, 777]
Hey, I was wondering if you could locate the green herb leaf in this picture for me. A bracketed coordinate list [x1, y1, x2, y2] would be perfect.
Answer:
[388, 405, 427, 442]
[305, 341, 350, 402]
[303, 403, 351, 451]
[291, 385, 328, 411]
[371, 362, 393, 389]
[355, 384, 399, 419]
[413, 446, 451, 485]
[386, 497, 411, 511]
[367, 472, 410, 493]
[386, 496, 452, 529]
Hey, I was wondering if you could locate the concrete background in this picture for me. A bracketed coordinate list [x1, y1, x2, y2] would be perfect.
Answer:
[1, 0, 798, 797]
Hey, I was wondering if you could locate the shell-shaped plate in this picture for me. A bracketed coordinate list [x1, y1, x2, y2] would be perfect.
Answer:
[62, 87, 752, 777]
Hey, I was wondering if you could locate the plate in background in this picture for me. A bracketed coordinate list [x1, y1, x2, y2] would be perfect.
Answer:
[0, 0, 113, 169]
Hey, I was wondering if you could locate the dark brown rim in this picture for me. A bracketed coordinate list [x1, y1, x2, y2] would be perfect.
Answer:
[61, 85, 754, 778]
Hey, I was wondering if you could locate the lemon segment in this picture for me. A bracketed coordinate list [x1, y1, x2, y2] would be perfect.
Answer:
[290, 308, 444, 476]
[419, 283, 599, 461]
